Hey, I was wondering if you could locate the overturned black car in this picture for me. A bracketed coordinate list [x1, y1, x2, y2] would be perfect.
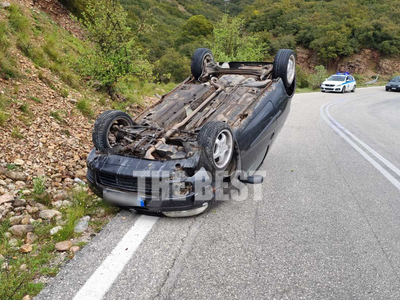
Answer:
[87, 48, 296, 217]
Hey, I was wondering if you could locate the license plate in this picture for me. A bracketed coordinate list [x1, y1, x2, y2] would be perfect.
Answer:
[103, 189, 145, 207]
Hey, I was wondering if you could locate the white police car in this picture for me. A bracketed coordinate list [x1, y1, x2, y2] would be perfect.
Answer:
[321, 72, 356, 93]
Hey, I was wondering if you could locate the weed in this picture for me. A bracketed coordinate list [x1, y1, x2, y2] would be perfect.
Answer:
[76, 98, 94, 118]
[60, 89, 69, 98]
[29, 96, 42, 103]
[18, 115, 32, 126]
[11, 127, 24, 139]
[54, 188, 87, 242]
[0, 111, 9, 126]
[6, 163, 17, 171]
[33, 176, 46, 196]
[50, 110, 65, 123]
[19, 102, 30, 114]
[8, 5, 30, 33]
[62, 129, 71, 137]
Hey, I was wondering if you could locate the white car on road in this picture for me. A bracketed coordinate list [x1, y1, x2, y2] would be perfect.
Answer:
[321, 72, 356, 93]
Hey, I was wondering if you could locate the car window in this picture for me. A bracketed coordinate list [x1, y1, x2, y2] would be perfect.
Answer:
[328, 75, 346, 81]
[391, 76, 400, 82]
[350, 76, 354, 81]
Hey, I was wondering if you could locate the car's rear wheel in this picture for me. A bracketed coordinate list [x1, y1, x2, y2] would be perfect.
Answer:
[198, 122, 234, 172]
[191, 48, 214, 81]
[273, 49, 296, 88]
[351, 85, 356, 92]
[92, 110, 134, 150]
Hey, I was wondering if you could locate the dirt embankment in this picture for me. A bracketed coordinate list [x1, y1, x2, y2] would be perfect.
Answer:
[296, 47, 400, 76]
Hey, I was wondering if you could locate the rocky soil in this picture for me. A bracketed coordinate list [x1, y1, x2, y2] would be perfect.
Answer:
[297, 46, 400, 77]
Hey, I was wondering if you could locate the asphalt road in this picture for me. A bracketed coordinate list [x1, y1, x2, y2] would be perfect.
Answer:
[36, 86, 400, 300]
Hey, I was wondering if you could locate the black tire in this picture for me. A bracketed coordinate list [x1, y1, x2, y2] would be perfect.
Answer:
[386, 87, 390, 91]
[342, 86, 346, 93]
[351, 85, 356, 92]
[92, 110, 134, 150]
[191, 48, 214, 81]
[198, 122, 234, 172]
[272, 49, 296, 88]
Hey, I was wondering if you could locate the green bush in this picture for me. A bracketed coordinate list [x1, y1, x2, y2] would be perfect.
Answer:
[78, 0, 153, 95]
[309, 65, 328, 89]
[154, 49, 191, 83]
[296, 65, 310, 89]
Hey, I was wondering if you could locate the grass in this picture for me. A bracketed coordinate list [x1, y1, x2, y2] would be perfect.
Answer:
[19, 102, 30, 114]
[0, 180, 117, 299]
[33, 176, 46, 196]
[76, 98, 94, 118]
[60, 89, 69, 98]
[11, 127, 24, 139]
[0, 111, 9, 126]
[50, 110, 65, 123]
[29, 96, 42, 103]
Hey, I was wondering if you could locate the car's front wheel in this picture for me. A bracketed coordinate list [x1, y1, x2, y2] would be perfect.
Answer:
[342, 86, 346, 93]
[198, 121, 234, 172]
[92, 110, 134, 151]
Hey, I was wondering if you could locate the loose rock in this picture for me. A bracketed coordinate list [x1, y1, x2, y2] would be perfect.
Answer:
[9, 215, 24, 225]
[70, 245, 80, 253]
[20, 244, 33, 253]
[55, 240, 72, 251]
[0, 193, 13, 205]
[9, 238, 18, 247]
[25, 232, 38, 244]
[50, 226, 63, 235]
[39, 209, 61, 220]
[14, 159, 24, 166]
[0, 2, 10, 8]
[74, 216, 90, 233]
[9, 225, 34, 237]
[20, 264, 28, 271]
[4, 170, 27, 181]
[13, 199, 27, 207]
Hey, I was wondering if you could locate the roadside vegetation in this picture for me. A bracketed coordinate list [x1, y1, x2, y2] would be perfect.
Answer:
[0, 183, 118, 300]
[0, 0, 399, 299]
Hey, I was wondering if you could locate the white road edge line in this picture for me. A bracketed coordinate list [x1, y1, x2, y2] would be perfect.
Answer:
[320, 102, 400, 192]
[73, 215, 159, 300]
[325, 103, 400, 178]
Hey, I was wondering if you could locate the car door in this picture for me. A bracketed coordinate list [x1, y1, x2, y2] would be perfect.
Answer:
[350, 76, 355, 89]
[238, 99, 276, 174]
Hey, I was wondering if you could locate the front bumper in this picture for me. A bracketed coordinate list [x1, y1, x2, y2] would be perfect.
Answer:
[321, 85, 343, 92]
[86, 149, 214, 215]
[387, 85, 400, 91]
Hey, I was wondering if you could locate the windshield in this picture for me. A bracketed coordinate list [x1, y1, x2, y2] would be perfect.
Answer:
[327, 75, 346, 81]
[390, 76, 400, 82]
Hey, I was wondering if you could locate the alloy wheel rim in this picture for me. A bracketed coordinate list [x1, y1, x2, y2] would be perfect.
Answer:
[213, 129, 233, 169]
[287, 54, 296, 85]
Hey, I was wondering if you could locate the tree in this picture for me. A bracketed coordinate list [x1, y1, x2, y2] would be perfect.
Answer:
[79, 0, 152, 96]
[212, 15, 265, 61]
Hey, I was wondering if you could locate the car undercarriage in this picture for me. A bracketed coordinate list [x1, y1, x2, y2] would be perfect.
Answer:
[87, 48, 296, 216]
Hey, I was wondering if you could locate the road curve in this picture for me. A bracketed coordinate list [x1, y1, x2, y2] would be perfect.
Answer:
[36, 86, 400, 300]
